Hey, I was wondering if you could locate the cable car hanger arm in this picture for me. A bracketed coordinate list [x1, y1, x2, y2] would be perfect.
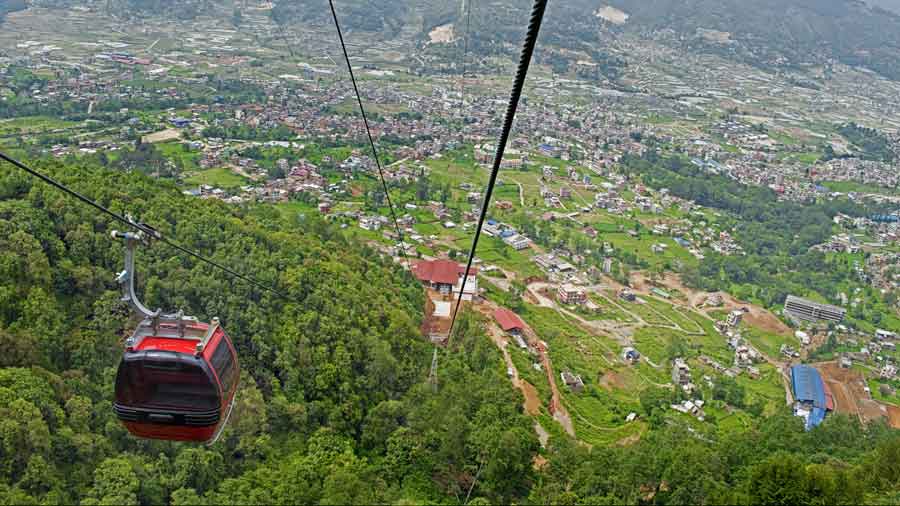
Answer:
[113, 230, 220, 355]
[112, 230, 161, 321]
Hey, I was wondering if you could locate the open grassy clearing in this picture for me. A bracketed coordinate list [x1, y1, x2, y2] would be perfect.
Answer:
[275, 200, 319, 219]
[868, 378, 900, 406]
[0, 115, 81, 135]
[602, 232, 699, 269]
[631, 328, 670, 364]
[183, 167, 249, 188]
[672, 307, 709, 334]
[822, 180, 900, 196]
[741, 325, 796, 359]
[155, 141, 202, 171]
[707, 404, 753, 433]
[567, 396, 647, 446]
[519, 305, 618, 374]
[518, 305, 652, 446]
[620, 298, 673, 326]
[633, 323, 732, 366]
[461, 236, 543, 279]
[644, 297, 704, 333]
[587, 294, 637, 323]
[739, 364, 789, 415]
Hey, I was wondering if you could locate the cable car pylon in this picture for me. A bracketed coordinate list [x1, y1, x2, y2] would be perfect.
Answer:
[428, 347, 439, 392]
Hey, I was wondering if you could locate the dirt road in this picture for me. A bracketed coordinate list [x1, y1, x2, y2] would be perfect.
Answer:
[816, 361, 888, 425]
[477, 300, 575, 437]
[486, 323, 541, 416]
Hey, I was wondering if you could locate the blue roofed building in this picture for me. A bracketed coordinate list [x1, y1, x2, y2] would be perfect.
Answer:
[674, 237, 691, 248]
[170, 117, 191, 128]
[791, 365, 833, 430]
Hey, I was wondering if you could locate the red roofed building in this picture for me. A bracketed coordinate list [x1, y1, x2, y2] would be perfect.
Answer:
[494, 308, 525, 334]
[413, 260, 479, 300]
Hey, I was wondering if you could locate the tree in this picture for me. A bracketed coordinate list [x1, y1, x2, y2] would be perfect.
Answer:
[170, 488, 204, 506]
[18, 455, 61, 498]
[84, 458, 139, 506]
[64, 396, 93, 433]
[480, 427, 538, 501]
[0, 397, 50, 480]
[666, 335, 690, 361]
[0, 328, 39, 368]
[361, 400, 405, 453]
[749, 453, 810, 505]
[416, 174, 430, 201]
[712, 376, 746, 408]
[870, 437, 900, 490]
[639, 386, 672, 417]
[320, 465, 376, 505]
[173, 449, 224, 495]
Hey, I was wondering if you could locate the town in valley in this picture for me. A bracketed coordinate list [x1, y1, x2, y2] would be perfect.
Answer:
[3, 1, 900, 449]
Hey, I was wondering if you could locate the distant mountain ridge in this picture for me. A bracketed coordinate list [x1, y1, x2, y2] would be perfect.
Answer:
[867, 0, 900, 14]
[0, 0, 27, 21]
[270, 0, 900, 81]
[603, 0, 900, 79]
[14, 0, 900, 81]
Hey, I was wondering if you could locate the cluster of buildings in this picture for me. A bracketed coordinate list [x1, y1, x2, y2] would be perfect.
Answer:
[837, 328, 899, 380]
[483, 220, 533, 251]
[866, 254, 900, 294]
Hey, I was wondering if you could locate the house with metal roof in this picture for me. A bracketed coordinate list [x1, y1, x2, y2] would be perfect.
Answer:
[785, 295, 846, 324]
[494, 308, 526, 336]
[791, 365, 833, 430]
[412, 260, 478, 300]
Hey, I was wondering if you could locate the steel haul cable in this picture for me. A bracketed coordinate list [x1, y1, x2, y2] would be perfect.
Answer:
[458, 0, 474, 122]
[327, 0, 410, 270]
[448, 0, 550, 341]
[0, 150, 290, 300]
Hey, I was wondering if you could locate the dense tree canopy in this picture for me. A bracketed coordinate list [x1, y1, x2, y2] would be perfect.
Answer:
[0, 160, 898, 504]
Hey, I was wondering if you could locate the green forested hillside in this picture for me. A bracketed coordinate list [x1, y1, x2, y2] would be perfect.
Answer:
[1, 160, 900, 504]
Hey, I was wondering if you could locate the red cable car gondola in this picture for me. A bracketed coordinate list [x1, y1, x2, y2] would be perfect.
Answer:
[111, 231, 239, 444]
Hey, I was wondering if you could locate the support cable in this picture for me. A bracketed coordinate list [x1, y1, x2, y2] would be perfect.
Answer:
[458, 0, 475, 121]
[0, 150, 289, 300]
[447, 0, 549, 341]
[327, 0, 410, 269]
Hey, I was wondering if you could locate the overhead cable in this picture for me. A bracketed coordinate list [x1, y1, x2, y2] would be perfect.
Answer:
[0, 150, 290, 300]
[457, 0, 475, 125]
[448, 0, 549, 340]
[327, 0, 411, 269]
